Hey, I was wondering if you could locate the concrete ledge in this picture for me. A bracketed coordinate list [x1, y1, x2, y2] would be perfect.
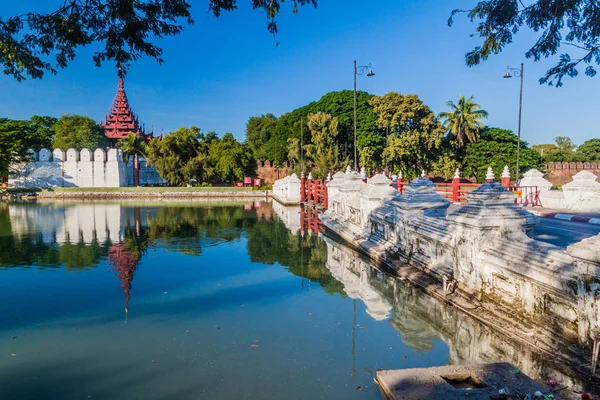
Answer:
[35, 190, 271, 199]
[377, 363, 546, 400]
[270, 193, 301, 205]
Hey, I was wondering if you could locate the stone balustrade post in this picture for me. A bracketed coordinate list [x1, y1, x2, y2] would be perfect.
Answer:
[501, 165, 511, 188]
[485, 166, 495, 183]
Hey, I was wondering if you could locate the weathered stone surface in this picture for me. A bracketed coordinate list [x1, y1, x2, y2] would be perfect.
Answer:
[447, 181, 537, 233]
[520, 168, 552, 190]
[271, 173, 301, 204]
[376, 363, 546, 400]
[562, 171, 600, 212]
[320, 169, 600, 344]
[391, 176, 449, 218]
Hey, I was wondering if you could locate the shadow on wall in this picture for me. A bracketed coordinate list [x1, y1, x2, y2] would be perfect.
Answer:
[9, 148, 129, 188]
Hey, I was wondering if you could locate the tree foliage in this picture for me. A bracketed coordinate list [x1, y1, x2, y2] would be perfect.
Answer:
[146, 126, 253, 185]
[208, 132, 254, 182]
[450, 0, 600, 86]
[462, 127, 541, 182]
[251, 90, 379, 168]
[118, 133, 148, 162]
[0, 116, 57, 178]
[146, 126, 208, 186]
[52, 114, 107, 150]
[118, 133, 148, 187]
[1, 0, 317, 81]
[246, 114, 277, 161]
[305, 112, 341, 178]
[371, 92, 445, 178]
[438, 95, 488, 149]
[555, 136, 577, 152]
[575, 138, 600, 161]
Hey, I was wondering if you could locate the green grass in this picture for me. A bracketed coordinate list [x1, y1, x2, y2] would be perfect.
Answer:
[38, 186, 258, 193]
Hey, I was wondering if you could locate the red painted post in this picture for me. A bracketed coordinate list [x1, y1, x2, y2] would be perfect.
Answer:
[300, 173, 306, 202]
[451, 168, 460, 203]
[452, 176, 460, 203]
[307, 173, 313, 202]
[323, 182, 328, 209]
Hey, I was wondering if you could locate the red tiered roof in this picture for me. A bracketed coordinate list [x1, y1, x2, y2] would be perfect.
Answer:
[108, 243, 141, 316]
[101, 68, 153, 145]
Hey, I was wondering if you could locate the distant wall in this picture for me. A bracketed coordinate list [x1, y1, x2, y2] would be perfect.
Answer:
[545, 162, 600, 186]
[255, 160, 291, 185]
[9, 148, 128, 188]
[9, 148, 168, 188]
[126, 156, 168, 187]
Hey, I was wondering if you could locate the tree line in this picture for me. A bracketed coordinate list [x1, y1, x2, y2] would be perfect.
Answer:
[532, 137, 600, 163]
[0, 115, 254, 186]
[4, 91, 600, 186]
[246, 91, 573, 182]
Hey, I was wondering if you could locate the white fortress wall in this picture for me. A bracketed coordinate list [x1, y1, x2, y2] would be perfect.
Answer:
[8, 147, 163, 188]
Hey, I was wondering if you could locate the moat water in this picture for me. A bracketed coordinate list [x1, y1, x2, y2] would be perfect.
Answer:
[0, 201, 578, 399]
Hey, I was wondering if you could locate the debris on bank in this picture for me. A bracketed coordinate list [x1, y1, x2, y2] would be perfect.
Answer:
[376, 362, 582, 400]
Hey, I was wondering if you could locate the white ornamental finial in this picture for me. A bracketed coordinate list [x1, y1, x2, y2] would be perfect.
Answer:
[501, 165, 511, 179]
[360, 166, 367, 179]
[326, 172, 331, 182]
[421, 170, 426, 178]
[301, 171, 305, 179]
[454, 168, 461, 179]
[486, 166, 495, 182]
[398, 170, 403, 180]
[307, 172, 313, 180]
[345, 165, 351, 175]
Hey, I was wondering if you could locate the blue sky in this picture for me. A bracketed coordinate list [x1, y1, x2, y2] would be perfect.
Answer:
[1, 0, 598, 145]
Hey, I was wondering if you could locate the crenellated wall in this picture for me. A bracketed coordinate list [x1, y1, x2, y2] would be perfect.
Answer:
[321, 171, 600, 347]
[8, 148, 166, 188]
[255, 160, 292, 185]
[545, 162, 600, 186]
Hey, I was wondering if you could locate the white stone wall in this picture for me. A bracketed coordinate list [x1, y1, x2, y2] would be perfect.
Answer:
[9, 148, 131, 188]
[272, 173, 301, 204]
[520, 169, 600, 211]
[321, 171, 600, 344]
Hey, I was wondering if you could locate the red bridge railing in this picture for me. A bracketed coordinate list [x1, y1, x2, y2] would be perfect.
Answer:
[301, 176, 328, 208]
[299, 172, 541, 209]
[390, 177, 541, 206]
[300, 207, 323, 235]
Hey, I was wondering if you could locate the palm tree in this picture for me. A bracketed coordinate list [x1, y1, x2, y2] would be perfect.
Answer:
[438, 95, 488, 149]
[118, 133, 148, 187]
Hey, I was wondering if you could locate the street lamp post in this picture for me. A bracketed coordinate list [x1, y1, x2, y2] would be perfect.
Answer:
[353, 60, 375, 171]
[503, 63, 524, 181]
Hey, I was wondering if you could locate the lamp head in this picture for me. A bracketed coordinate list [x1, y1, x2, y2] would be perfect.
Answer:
[367, 69, 375, 77]
[503, 71, 512, 79]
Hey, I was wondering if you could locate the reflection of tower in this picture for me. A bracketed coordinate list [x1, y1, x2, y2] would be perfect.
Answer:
[108, 243, 141, 317]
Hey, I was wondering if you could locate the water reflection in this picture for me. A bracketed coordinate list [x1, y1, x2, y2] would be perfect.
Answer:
[321, 235, 585, 391]
[0, 201, 588, 399]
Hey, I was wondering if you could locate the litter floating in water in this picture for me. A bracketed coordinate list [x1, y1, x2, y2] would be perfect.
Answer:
[509, 368, 521, 374]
